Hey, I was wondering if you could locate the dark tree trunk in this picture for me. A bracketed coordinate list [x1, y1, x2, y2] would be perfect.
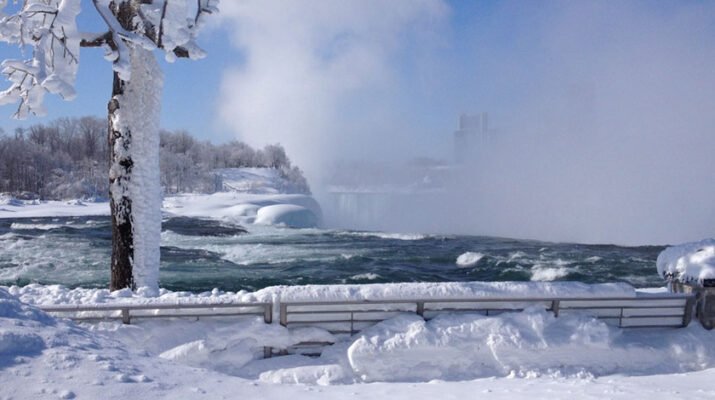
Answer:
[108, 71, 134, 291]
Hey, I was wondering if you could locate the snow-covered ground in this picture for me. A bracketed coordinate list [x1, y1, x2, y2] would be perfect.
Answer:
[2, 282, 715, 399]
[0, 168, 322, 228]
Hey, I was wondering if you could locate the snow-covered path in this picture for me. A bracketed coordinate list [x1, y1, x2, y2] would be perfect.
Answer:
[4, 357, 715, 400]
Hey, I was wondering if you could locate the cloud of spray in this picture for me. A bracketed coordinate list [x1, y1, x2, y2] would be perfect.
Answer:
[217, 0, 449, 178]
[439, 1, 715, 245]
[218, 1, 715, 245]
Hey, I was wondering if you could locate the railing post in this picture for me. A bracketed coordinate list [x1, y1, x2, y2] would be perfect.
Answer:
[279, 303, 288, 327]
[264, 304, 273, 324]
[121, 308, 130, 324]
[618, 307, 624, 328]
[416, 301, 425, 318]
[350, 311, 355, 335]
[552, 300, 560, 317]
[683, 295, 695, 327]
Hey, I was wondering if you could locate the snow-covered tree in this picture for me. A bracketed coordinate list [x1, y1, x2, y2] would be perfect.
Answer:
[0, 0, 218, 293]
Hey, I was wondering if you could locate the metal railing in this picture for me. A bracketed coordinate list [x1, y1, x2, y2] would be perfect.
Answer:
[279, 294, 695, 335]
[40, 302, 273, 324]
[36, 294, 695, 358]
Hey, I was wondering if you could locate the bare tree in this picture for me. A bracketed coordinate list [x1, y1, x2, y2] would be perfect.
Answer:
[0, 1, 218, 292]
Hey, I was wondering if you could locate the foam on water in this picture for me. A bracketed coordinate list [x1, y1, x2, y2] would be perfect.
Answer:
[456, 252, 485, 267]
[339, 231, 430, 241]
[10, 223, 64, 230]
[349, 273, 381, 281]
[530, 266, 570, 281]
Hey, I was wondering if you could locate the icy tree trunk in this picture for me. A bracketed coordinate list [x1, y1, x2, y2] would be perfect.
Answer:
[108, 45, 163, 293]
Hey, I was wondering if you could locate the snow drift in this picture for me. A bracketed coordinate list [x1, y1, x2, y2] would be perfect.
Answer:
[657, 238, 715, 283]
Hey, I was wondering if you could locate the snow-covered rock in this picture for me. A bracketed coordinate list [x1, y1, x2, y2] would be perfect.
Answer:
[254, 204, 319, 228]
[656, 238, 715, 283]
[163, 192, 322, 228]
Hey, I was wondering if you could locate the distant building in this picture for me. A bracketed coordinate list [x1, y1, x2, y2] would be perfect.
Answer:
[454, 112, 491, 164]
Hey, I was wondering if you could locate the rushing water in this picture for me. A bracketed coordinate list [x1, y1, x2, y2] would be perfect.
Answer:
[0, 216, 666, 292]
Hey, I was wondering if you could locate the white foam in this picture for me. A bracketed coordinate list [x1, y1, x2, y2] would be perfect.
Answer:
[530, 266, 569, 281]
[341, 231, 428, 241]
[10, 223, 63, 230]
[456, 252, 485, 267]
[349, 273, 380, 280]
[507, 251, 528, 262]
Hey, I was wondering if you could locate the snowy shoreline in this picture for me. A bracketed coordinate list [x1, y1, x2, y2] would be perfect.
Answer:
[0, 192, 322, 228]
[3, 281, 715, 399]
[0, 167, 323, 229]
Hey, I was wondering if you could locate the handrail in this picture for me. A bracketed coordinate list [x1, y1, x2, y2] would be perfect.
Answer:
[279, 294, 693, 306]
[39, 302, 273, 324]
[35, 293, 695, 330]
[279, 294, 695, 330]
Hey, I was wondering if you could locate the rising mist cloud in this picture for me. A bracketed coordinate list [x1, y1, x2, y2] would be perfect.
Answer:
[217, 1, 715, 245]
[217, 0, 449, 178]
[441, 1, 715, 245]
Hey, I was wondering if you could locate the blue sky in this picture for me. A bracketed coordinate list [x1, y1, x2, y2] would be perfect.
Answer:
[1, 1, 713, 158]
[0, 4, 239, 141]
[0, 0, 478, 143]
[0, 0, 707, 141]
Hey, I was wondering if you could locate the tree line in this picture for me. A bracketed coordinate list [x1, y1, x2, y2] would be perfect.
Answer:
[0, 116, 309, 200]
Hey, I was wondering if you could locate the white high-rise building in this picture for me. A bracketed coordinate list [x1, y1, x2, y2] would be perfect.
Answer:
[454, 112, 490, 164]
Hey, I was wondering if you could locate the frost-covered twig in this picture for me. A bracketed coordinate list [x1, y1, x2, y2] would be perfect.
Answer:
[0, 0, 81, 118]
[0, 0, 219, 115]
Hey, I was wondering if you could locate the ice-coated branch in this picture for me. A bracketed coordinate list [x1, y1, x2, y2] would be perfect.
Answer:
[0, 0, 219, 118]
[139, 0, 218, 62]
[0, 0, 81, 118]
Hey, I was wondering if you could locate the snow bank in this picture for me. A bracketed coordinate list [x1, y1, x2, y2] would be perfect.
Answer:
[164, 192, 322, 228]
[248, 281, 636, 304]
[0, 198, 109, 218]
[254, 204, 319, 228]
[0, 287, 297, 399]
[0, 289, 50, 361]
[347, 308, 715, 382]
[7, 281, 636, 307]
[657, 238, 715, 283]
[0, 287, 163, 397]
[0, 192, 323, 228]
[5, 283, 715, 395]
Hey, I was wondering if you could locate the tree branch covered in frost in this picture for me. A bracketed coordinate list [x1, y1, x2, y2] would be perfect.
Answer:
[0, 0, 219, 117]
[0, 0, 82, 118]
